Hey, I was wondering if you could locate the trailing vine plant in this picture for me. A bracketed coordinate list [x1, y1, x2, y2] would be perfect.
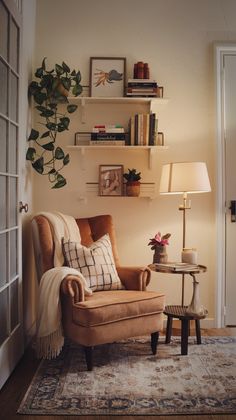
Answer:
[26, 58, 82, 188]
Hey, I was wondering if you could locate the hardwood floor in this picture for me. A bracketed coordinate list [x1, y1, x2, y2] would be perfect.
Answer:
[0, 328, 235, 420]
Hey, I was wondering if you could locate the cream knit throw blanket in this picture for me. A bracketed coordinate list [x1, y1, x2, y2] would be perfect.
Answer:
[38, 211, 82, 266]
[35, 212, 92, 359]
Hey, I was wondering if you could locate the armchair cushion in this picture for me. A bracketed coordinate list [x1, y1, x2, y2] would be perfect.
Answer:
[72, 290, 165, 328]
[62, 234, 124, 292]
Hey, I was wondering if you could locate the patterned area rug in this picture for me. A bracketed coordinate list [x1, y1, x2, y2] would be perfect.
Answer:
[18, 336, 236, 416]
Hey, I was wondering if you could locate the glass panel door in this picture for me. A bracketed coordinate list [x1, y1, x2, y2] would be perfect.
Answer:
[0, 0, 23, 389]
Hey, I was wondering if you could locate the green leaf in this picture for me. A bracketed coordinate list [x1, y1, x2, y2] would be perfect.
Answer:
[62, 62, 70, 73]
[28, 128, 39, 141]
[34, 92, 47, 105]
[35, 67, 44, 78]
[61, 77, 71, 91]
[40, 131, 50, 139]
[63, 153, 70, 165]
[71, 70, 76, 77]
[41, 57, 47, 70]
[57, 123, 66, 132]
[76, 71, 81, 83]
[46, 122, 57, 130]
[40, 108, 54, 118]
[32, 157, 44, 174]
[49, 168, 56, 174]
[55, 64, 64, 75]
[72, 84, 82, 96]
[40, 73, 53, 89]
[55, 147, 65, 160]
[42, 142, 54, 151]
[48, 103, 57, 109]
[67, 104, 77, 113]
[60, 117, 70, 129]
[52, 175, 66, 189]
[26, 147, 36, 161]
[36, 105, 47, 112]
[28, 81, 40, 96]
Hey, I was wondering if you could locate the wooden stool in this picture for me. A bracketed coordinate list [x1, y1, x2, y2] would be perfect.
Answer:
[164, 305, 205, 355]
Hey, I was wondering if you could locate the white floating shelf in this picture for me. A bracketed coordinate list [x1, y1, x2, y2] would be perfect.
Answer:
[67, 145, 168, 170]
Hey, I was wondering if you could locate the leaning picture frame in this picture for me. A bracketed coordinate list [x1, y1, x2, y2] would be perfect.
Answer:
[99, 164, 124, 196]
[90, 57, 126, 97]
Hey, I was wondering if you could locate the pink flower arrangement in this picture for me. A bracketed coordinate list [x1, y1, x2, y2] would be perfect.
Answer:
[148, 232, 171, 250]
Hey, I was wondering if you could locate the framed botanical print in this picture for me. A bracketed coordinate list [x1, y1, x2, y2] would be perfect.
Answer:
[99, 164, 124, 196]
[90, 57, 126, 97]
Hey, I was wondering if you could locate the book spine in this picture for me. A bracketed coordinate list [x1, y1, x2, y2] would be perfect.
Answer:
[134, 114, 139, 146]
[91, 133, 126, 140]
[149, 113, 156, 145]
[90, 140, 126, 145]
[129, 116, 135, 146]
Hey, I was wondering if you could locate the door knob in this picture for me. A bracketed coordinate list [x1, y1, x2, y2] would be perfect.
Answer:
[19, 201, 29, 213]
[229, 200, 236, 222]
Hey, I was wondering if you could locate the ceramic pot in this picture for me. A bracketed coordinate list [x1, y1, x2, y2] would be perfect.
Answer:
[153, 245, 168, 264]
[126, 181, 140, 197]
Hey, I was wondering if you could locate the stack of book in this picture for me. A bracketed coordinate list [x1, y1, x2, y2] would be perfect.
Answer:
[90, 125, 126, 146]
[129, 113, 160, 146]
[126, 79, 163, 98]
[154, 262, 199, 272]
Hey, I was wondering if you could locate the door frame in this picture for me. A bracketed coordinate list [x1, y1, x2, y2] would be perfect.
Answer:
[215, 43, 236, 327]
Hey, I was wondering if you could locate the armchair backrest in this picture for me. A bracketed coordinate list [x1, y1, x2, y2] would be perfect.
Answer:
[32, 214, 120, 281]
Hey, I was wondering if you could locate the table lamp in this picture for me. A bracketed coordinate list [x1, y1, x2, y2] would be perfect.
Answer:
[159, 161, 211, 305]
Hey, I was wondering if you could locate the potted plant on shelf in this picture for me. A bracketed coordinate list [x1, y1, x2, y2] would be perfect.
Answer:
[26, 57, 83, 188]
[123, 168, 141, 196]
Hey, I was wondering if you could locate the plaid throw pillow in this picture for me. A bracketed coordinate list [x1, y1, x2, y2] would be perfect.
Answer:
[62, 234, 124, 292]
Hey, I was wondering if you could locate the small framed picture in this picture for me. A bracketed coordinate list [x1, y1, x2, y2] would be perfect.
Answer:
[90, 57, 126, 98]
[99, 164, 124, 196]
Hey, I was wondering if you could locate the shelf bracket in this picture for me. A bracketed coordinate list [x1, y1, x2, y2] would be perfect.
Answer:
[81, 97, 86, 124]
[148, 148, 154, 169]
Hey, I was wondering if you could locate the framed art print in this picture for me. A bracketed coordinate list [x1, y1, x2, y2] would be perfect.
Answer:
[99, 164, 124, 196]
[90, 57, 126, 97]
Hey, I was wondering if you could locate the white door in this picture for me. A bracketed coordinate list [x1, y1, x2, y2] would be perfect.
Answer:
[0, 0, 24, 389]
[224, 54, 236, 326]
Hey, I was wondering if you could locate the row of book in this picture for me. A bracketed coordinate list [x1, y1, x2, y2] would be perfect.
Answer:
[75, 120, 164, 146]
[129, 113, 161, 146]
[126, 78, 163, 98]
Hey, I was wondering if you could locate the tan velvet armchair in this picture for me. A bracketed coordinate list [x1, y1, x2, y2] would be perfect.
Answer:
[32, 214, 165, 370]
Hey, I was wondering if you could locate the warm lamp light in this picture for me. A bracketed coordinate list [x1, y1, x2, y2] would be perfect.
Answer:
[159, 161, 211, 305]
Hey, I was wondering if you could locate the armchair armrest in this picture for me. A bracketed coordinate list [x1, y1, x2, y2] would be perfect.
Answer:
[61, 275, 86, 303]
[116, 266, 151, 291]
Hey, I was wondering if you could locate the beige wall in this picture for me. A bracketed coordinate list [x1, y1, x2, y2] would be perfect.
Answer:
[26, 0, 236, 326]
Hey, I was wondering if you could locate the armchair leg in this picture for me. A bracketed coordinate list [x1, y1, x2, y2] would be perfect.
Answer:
[151, 331, 159, 355]
[84, 346, 93, 371]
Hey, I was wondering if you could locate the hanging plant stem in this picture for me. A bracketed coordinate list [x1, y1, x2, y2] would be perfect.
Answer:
[26, 57, 83, 188]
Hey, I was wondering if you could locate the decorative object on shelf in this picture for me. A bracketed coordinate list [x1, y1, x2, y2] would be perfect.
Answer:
[133, 61, 150, 79]
[159, 161, 211, 305]
[186, 275, 208, 317]
[26, 58, 83, 188]
[181, 248, 197, 264]
[89, 57, 126, 98]
[99, 164, 124, 196]
[126, 79, 163, 98]
[129, 113, 159, 146]
[148, 232, 171, 264]
[123, 168, 141, 197]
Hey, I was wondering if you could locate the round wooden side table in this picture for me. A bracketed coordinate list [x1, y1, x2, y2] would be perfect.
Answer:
[149, 264, 207, 355]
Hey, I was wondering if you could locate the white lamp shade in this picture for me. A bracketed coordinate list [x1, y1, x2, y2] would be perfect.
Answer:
[159, 162, 211, 194]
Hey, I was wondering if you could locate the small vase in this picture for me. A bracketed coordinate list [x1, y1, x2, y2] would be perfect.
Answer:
[153, 245, 168, 264]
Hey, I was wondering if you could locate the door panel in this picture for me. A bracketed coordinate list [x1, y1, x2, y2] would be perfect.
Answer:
[224, 54, 236, 326]
[0, 0, 23, 389]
